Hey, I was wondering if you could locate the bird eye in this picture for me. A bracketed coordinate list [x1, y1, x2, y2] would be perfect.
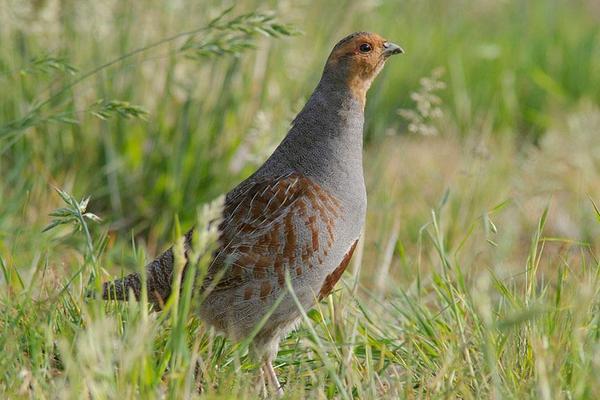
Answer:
[359, 43, 372, 53]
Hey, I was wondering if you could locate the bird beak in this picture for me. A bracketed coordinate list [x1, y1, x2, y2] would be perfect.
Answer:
[383, 42, 404, 57]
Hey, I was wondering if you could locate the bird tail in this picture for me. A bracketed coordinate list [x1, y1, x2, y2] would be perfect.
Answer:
[98, 245, 179, 309]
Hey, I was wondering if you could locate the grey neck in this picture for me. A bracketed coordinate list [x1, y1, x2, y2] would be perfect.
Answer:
[259, 73, 366, 195]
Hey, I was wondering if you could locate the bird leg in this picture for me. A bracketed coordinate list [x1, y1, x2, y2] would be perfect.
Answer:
[262, 361, 284, 397]
[256, 365, 267, 397]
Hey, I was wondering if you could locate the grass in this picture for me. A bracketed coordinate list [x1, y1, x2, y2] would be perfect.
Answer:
[1, 0, 600, 398]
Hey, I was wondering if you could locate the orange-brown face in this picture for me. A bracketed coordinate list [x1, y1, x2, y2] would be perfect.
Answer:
[325, 32, 403, 105]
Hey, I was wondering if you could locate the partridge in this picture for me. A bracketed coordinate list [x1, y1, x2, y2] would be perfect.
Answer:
[101, 32, 403, 394]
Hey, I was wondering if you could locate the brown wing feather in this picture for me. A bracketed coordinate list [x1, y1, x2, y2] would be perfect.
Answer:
[204, 172, 342, 297]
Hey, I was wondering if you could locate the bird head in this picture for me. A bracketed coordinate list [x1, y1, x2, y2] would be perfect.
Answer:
[324, 32, 403, 106]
